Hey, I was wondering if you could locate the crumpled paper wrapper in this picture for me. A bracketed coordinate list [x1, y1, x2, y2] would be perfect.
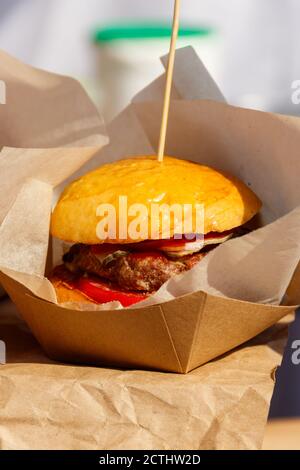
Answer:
[57, 46, 300, 309]
[1, 47, 300, 311]
[0, 49, 108, 226]
[0, 49, 106, 150]
[0, 48, 108, 298]
[0, 298, 292, 450]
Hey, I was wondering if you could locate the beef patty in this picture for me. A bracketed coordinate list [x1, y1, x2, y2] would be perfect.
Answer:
[63, 244, 207, 293]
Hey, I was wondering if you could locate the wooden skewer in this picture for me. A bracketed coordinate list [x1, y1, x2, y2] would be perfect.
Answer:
[157, 0, 181, 162]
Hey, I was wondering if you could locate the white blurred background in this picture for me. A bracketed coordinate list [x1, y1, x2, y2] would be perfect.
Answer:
[1, 0, 300, 119]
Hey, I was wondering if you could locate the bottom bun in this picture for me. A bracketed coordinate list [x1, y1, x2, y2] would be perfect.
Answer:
[50, 267, 148, 307]
[50, 265, 147, 307]
[51, 278, 96, 305]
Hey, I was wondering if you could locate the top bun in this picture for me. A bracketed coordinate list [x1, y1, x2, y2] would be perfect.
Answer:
[51, 156, 261, 244]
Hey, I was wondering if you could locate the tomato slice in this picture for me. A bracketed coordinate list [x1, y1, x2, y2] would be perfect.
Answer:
[127, 237, 199, 251]
[125, 230, 234, 254]
[77, 277, 148, 307]
[91, 230, 234, 256]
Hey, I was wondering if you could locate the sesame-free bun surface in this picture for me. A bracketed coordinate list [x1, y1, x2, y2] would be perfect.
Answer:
[51, 156, 261, 244]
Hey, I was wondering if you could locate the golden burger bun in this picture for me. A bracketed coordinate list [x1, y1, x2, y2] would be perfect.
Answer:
[51, 156, 262, 244]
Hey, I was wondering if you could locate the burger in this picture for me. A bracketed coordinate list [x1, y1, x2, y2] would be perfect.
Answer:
[50, 156, 261, 307]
